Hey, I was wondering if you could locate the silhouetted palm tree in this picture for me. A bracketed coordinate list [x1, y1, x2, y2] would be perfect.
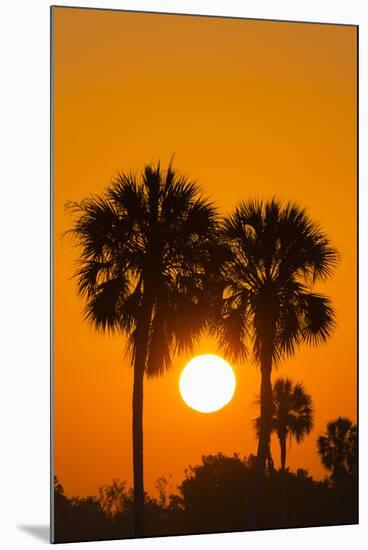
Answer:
[67, 162, 219, 536]
[214, 199, 337, 522]
[317, 417, 357, 483]
[255, 377, 314, 471]
[255, 377, 313, 527]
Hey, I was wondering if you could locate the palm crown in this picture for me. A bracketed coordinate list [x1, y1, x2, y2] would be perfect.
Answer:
[317, 417, 357, 482]
[67, 162, 219, 375]
[271, 378, 313, 443]
[216, 199, 338, 363]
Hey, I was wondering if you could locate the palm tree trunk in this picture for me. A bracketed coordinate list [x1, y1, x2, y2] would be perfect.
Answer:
[279, 432, 288, 527]
[333, 468, 344, 524]
[257, 362, 273, 473]
[132, 293, 153, 538]
[280, 433, 286, 472]
[249, 352, 272, 528]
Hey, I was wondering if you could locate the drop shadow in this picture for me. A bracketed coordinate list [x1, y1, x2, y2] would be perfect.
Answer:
[17, 525, 49, 543]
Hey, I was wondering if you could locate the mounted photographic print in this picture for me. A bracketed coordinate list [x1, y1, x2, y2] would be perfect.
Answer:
[51, 6, 358, 543]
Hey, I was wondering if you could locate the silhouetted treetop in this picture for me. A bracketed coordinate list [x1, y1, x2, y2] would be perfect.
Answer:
[66, 161, 221, 374]
[317, 416, 357, 483]
[214, 198, 338, 364]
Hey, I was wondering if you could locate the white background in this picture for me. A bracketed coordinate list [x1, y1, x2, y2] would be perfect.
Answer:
[0, 0, 366, 548]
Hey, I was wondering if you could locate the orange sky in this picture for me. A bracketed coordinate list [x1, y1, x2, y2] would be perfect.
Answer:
[52, 7, 357, 499]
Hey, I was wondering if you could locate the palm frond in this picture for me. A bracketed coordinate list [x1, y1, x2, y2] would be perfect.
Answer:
[83, 275, 131, 333]
[299, 292, 336, 345]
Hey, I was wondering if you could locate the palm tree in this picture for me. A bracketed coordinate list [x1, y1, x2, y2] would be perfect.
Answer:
[213, 199, 337, 521]
[255, 377, 314, 471]
[317, 417, 357, 484]
[318, 417, 357, 523]
[67, 162, 220, 537]
[254, 377, 313, 527]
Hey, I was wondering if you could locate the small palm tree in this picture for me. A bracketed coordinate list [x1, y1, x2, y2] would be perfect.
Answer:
[255, 377, 314, 471]
[213, 199, 338, 521]
[255, 378, 313, 527]
[67, 162, 220, 536]
[317, 417, 357, 484]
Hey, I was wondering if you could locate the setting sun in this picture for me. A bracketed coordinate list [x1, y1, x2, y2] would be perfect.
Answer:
[179, 355, 236, 413]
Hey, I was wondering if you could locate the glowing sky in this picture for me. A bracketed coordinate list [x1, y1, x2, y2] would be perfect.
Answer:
[53, 7, 357, 498]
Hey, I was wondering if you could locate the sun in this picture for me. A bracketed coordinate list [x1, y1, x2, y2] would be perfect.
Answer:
[179, 354, 236, 413]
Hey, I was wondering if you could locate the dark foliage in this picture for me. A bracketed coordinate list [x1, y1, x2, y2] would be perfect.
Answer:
[54, 449, 357, 542]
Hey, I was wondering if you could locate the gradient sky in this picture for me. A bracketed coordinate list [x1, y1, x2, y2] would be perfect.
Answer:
[53, 7, 357, 499]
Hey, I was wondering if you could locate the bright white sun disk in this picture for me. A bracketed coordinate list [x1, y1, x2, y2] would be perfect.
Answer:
[179, 354, 236, 413]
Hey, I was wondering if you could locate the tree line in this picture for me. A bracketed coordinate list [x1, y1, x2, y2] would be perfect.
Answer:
[54, 413, 357, 542]
[62, 161, 353, 539]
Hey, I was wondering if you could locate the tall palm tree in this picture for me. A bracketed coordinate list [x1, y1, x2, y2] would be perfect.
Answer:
[67, 162, 220, 537]
[255, 377, 314, 471]
[213, 199, 337, 520]
[317, 417, 357, 483]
